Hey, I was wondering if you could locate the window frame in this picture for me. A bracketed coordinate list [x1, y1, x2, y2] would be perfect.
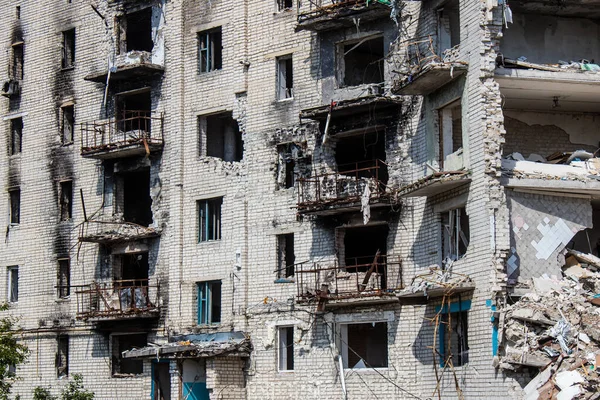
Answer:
[57, 258, 70, 299]
[339, 321, 388, 370]
[197, 280, 222, 325]
[436, 299, 470, 367]
[11, 43, 24, 81]
[197, 197, 223, 242]
[276, 0, 293, 12]
[197, 28, 223, 74]
[337, 35, 384, 88]
[10, 117, 23, 156]
[277, 326, 294, 372]
[276, 233, 295, 279]
[61, 105, 75, 145]
[61, 28, 76, 69]
[276, 55, 294, 100]
[59, 180, 73, 221]
[7, 266, 18, 303]
[111, 333, 147, 377]
[56, 335, 69, 378]
[441, 207, 469, 262]
[9, 188, 20, 225]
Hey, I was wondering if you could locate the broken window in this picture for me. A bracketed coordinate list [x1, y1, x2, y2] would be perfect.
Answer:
[198, 113, 243, 162]
[198, 28, 222, 73]
[9, 188, 20, 225]
[115, 89, 152, 133]
[10, 117, 22, 155]
[56, 335, 69, 378]
[7, 266, 18, 303]
[277, 0, 293, 11]
[441, 207, 469, 262]
[11, 43, 23, 81]
[277, 234, 295, 278]
[439, 302, 469, 367]
[334, 129, 388, 185]
[57, 258, 70, 299]
[439, 100, 462, 170]
[61, 105, 74, 144]
[61, 29, 75, 68]
[119, 8, 153, 53]
[115, 168, 152, 227]
[340, 322, 388, 369]
[112, 334, 147, 376]
[277, 55, 293, 100]
[197, 281, 221, 325]
[341, 36, 384, 87]
[197, 197, 222, 242]
[278, 326, 294, 371]
[112, 252, 150, 311]
[437, 0, 460, 55]
[59, 180, 73, 221]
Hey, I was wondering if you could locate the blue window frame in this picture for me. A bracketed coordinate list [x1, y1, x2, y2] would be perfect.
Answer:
[197, 281, 221, 325]
[436, 299, 470, 367]
[197, 198, 222, 242]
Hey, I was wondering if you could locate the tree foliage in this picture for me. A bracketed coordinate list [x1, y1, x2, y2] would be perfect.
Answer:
[33, 374, 94, 400]
[0, 303, 28, 400]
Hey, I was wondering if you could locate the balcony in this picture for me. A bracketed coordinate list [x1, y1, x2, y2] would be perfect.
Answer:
[296, 0, 391, 32]
[78, 219, 160, 244]
[75, 279, 159, 322]
[397, 171, 471, 198]
[296, 254, 401, 309]
[391, 36, 467, 95]
[84, 51, 164, 83]
[297, 159, 396, 215]
[80, 110, 164, 159]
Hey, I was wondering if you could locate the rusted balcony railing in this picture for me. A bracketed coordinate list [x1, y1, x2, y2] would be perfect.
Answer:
[78, 219, 160, 244]
[297, 159, 388, 213]
[80, 110, 164, 158]
[296, 253, 402, 302]
[75, 279, 159, 320]
[297, 0, 389, 25]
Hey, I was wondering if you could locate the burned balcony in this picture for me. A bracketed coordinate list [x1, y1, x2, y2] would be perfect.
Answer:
[80, 110, 164, 159]
[296, 0, 391, 32]
[84, 52, 164, 83]
[75, 279, 159, 322]
[296, 254, 401, 309]
[78, 220, 159, 244]
[297, 159, 395, 215]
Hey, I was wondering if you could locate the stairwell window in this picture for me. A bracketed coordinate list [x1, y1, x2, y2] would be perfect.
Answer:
[9, 188, 20, 225]
[61, 105, 74, 145]
[276, 55, 293, 100]
[10, 118, 22, 155]
[197, 281, 221, 325]
[61, 29, 75, 69]
[7, 266, 18, 303]
[278, 326, 294, 371]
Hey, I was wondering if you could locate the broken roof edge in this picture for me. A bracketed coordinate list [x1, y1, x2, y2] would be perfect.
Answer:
[299, 95, 403, 120]
[397, 171, 471, 198]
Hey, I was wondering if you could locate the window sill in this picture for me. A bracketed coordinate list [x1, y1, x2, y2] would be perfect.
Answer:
[276, 97, 294, 103]
[278, 369, 295, 374]
[343, 367, 389, 373]
[55, 297, 71, 303]
[197, 239, 222, 245]
[61, 142, 74, 147]
[197, 68, 223, 77]
[111, 373, 144, 379]
[273, 9, 294, 16]
[61, 66, 75, 72]
[274, 278, 295, 284]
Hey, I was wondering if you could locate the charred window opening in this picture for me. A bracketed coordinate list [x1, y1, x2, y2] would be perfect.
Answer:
[437, 0, 460, 55]
[59, 180, 73, 221]
[114, 252, 149, 283]
[61, 28, 75, 69]
[198, 28, 222, 73]
[198, 113, 243, 162]
[277, 233, 295, 278]
[11, 43, 23, 81]
[341, 36, 384, 87]
[115, 168, 152, 227]
[335, 130, 387, 182]
[277, 143, 304, 190]
[61, 105, 74, 145]
[112, 334, 147, 376]
[278, 326, 294, 371]
[9, 188, 20, 225]
[56, 335, 69, 378]
[116, 89, 152, 133]
[197, 197, 222, 242]
[342, 224, 388, 271]
[341, 322, 388, 369]
[197, 280, 221, 325]
[439, 100, 462, 170]
[7, 266, 18, 303]
[152, 361, 171, 400]
[277, 0, 293, 11]
[120, 8, 153, 53]
[277, 55, 293, 100]
[15, 6, 20, 19]
[10, 117, 22, 155]
[439, 303, 469, 367]
[57, 258, 70, 299]
[441, 207, 469, 263]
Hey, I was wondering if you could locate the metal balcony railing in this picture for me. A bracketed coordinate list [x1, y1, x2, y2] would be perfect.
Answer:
[297, 159, 388, 212]
[80, 110, 164, 157]
[75, 279, 159, 320]
[297, 0, 389, 24]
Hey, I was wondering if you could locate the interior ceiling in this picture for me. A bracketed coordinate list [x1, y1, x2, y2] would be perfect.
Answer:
[510, 0, 600, 18]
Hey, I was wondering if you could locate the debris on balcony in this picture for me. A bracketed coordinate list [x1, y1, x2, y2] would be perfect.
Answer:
[78, 219, 160, 244]
[121, 332, 252, 359]
[296, 0, 392, 32]
[498, 253, 600, 399]
[498, 56, 600, 73]
[396, 264, 474, 302]
[397, 171, 470, 198]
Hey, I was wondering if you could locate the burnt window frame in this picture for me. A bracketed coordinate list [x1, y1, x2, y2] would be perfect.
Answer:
[61, 28, 76, 69]
[9, 188, 20, 225]
[61, 105, 75, 145]
[10, 117, 23, 156]
[57, 258, 70, 299]
[337, 35, 384, 88]
[197, 27, 223, 74]
[197, 197, 223, 242]
[276, 0, 293, 12]
[56, 335, 69, 378]
[11, 43, 24, 81]
[59, 180, 73, 221]
[276, 55, 294, 100]
[276, 233, 295, 279]
[111, 333, 147, 377]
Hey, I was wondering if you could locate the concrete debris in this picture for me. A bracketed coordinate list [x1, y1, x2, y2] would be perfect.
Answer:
[499, 251, 600, 399]
[502, 155, 600, 182]
[396, 263, 474, 298]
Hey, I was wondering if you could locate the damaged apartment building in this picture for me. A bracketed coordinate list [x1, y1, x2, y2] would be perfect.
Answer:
[2, 0, 600, 399]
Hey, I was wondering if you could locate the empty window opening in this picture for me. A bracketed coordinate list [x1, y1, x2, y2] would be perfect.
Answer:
[57, 258, 70, 299]
[112, 334, 147, 376]
[116, 90, 152, 133]
[152, 361, 171, 400]
[61, 105, 74, 144]
[197, 281, 221, 325]
[343, 223, 388, 267]
[342, 36, 384, 87]
[437, 0, 460, 55]
[56, 335, 69, 378]
[198, 197, 222, 242]
[7, 266, 18, 303]
[121, 8, 153, 53]
[10, 117, 22, 155]
[9, 188, 20, 225]
[278, 326, 294, 371]
[441, 207, 469, 263]
[116, 169, 152, 226]
[277, 0, 293, 11]
[198, 28, 222, 73]
[439, 100, 462, 170]
[439, 307, 469, 367]
[277, 234, 295, 278]
[59, 180, 73, 221]
[199, 113, 243, 162]
[11, 44, 23, 81]
[113, 253, 150, 311]
[15, 6, 20, 19]
[277, 143, 302, 190]
[62, 29, 75, 68]
[277, 55, 293, 100]
[334, 130, 388, 184]
[341, 322, 388, 369]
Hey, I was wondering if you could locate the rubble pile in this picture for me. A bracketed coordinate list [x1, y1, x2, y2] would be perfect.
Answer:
[499, 251, 600, 400]
[502, 151, 600, 182]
